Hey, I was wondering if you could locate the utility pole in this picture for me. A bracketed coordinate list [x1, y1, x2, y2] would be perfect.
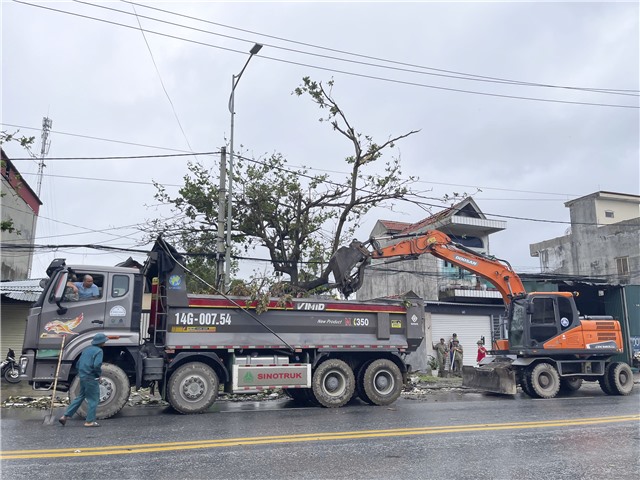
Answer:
[216, 147, 227, 290]
[27, 116, 52, 278]
[36, 117, 52, 197]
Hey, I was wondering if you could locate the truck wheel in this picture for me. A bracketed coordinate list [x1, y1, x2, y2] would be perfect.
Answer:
[608, 362, 633, 396]
[356, 361, 374, 405]
[71, 363, 130, 420]
[312, 359, 355, 408]
[282, 388, 309, 403]
[167, 362, 219, 414]
[559, 377, 583, 393]
[362, 359, 403, 406]
[529, 363, 560, 399]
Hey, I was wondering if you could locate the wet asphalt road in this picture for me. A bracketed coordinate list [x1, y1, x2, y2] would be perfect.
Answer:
[1, 381, 639, 480]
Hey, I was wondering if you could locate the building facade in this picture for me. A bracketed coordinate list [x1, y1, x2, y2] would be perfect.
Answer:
[1, 149, 42, 280]
[529, 191, 640, 285]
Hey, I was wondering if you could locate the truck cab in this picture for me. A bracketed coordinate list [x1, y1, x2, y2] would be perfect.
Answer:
[20, 262, 143, 390]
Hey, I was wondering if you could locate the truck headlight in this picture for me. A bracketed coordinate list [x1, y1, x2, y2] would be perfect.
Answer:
[19, 356, 28, 375]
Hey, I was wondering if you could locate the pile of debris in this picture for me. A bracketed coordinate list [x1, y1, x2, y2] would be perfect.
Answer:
[1, 388, 169, 409]
[401, 374, 470, 399]
[2, 377, 471, 409]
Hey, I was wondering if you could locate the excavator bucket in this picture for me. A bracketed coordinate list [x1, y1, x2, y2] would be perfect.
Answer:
[328, 241, 371, 297]
[462, 364, 517, 395]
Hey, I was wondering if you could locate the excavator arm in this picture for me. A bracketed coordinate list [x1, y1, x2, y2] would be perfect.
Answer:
[330, 230, 526, 302]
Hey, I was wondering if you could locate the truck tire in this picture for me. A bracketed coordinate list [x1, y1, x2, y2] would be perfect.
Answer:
[70, 363, 130, 420]
[559, 377, 583, 393]
[608, 362, 633, 396]
[529, 362, 560, 399]
[312, 359, 355, 408]
[282, 388, 310, 403]
[362, 359, 403, 406]
[167, 362, 219, 414]
[355, 361, 374, 405]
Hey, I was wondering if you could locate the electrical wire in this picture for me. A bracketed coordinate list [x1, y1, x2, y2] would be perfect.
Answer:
[129, 2, 198, 160]
[69, 0, 639, 97]
[12, 0, 639, 109]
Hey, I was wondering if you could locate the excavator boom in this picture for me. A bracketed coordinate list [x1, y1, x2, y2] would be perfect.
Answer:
[330, 230, 526, 303]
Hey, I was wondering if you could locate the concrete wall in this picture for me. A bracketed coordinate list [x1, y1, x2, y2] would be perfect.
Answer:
[1, 178, 37, 280]
[531, 194, 640, 284]
[356, 255, 439, 301]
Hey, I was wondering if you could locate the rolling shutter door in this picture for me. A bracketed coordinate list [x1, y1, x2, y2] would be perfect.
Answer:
[0, 304, 28, 356]
[431, 314, 491, 366]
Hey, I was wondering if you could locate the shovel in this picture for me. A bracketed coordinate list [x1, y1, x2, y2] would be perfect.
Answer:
[43, 334, 66, 425]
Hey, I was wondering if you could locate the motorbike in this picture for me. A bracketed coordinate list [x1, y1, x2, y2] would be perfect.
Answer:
[1, 348, 21, 383]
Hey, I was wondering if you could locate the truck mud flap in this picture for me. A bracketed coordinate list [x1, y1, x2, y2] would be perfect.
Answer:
[462, 365, 517, 395]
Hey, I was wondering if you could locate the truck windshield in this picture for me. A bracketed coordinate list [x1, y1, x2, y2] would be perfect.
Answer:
[509, 299, 527, 348]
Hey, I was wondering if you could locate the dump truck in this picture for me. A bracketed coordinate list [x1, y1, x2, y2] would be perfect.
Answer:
[19, 239, 424, 418]
[329, 230, 634, 399]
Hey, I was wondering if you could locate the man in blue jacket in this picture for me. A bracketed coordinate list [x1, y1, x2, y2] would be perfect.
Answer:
[59, 333, 107, 427]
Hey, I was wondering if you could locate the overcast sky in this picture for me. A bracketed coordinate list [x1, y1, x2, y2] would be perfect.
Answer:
[2, 0, 638, 281]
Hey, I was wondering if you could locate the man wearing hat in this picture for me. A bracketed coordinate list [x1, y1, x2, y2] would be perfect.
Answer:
[451, 339, 464, 376]
[59, 333, 108, 427]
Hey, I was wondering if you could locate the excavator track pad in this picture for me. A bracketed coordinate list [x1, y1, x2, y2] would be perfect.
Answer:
[462, 364, 517, 395]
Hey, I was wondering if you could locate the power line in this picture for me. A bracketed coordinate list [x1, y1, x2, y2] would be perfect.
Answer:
[12, 0, 639, 109]
[71, 0, 638, 97]
[1, 122, 196, 153]
[7, 151, 218, 161]
[4, 122, 581, 198]
[128, 1, 198, 159]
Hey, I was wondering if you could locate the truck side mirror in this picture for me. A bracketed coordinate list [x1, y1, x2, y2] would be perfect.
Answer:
[53, 271, 69, 315]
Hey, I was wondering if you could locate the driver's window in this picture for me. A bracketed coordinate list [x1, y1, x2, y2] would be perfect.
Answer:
[58, 273, 104, 302]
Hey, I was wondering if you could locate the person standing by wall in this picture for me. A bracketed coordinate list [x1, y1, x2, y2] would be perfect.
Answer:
[451, 339, 464, 376]
[476, 340, 488, 365]
[448, 333, 459, 372]
[432, 338, 449, 377]
[59, 333, 107, 427]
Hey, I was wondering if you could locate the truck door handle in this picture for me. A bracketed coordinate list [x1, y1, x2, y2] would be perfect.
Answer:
[92, 320, 104, 325]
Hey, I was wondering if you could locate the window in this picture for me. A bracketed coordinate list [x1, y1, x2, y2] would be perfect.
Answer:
[111, 275, 130, 298]
[616, 257, 629, 276]
[55, 273, 104, 303]
[531, 298, 555, 325]
[605, 210, 614, 218]
[557, 297, 574, 330]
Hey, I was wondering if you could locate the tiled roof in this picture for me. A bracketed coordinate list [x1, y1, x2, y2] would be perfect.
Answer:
[379, 220, 412, 232]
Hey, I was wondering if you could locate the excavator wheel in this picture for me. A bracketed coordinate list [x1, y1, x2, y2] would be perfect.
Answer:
[607, 362, 633, 396]
[520, 371, 535, 397]
[598, 367, 615, 395]
[529, 362, 560, 399]
[559, 377, 583, 394]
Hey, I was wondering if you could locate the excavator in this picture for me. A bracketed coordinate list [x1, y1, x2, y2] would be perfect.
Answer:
[329, 230, 634, 399]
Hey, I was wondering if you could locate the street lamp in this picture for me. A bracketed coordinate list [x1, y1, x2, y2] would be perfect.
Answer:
[225, 43, 263, 291]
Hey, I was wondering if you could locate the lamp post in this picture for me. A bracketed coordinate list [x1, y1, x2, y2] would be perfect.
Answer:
[225, 43, 263, 291]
